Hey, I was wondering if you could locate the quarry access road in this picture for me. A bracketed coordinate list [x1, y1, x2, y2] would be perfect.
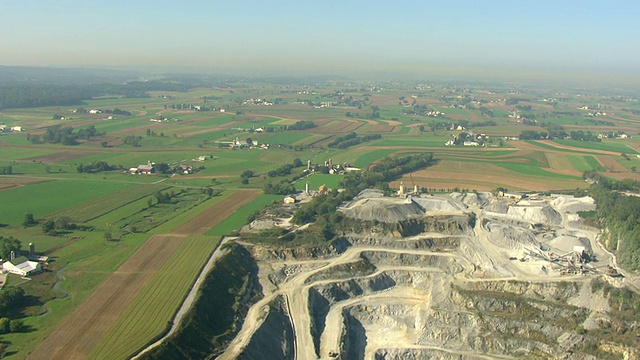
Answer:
[369, 345, 516, 360]
[132, 237, 234, 359]
[220, 244, 474, 359]
[320, 287, 430, 359]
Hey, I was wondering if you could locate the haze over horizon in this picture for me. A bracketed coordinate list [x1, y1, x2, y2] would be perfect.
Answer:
[2, 0, 639, 84]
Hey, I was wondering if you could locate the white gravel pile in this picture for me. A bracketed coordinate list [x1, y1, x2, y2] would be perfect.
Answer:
[551, 195, 596, 214]
[412, 197, 461, 212]
[340, 197, 426, 223]
[506, 205, 562, 225]
[547, 229, 593, 254]
[486, 223, 539, 250]
[450, 192, 490, 207]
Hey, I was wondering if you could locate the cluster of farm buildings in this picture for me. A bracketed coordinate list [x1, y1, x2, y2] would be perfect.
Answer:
[0, 124, 24, 133]
[1, 244, 48, 278]
[128, 157, 208, 175]
[221, 137, 270, 150]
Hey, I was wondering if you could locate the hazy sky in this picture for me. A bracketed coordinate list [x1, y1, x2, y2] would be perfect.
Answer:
[1, 0, 639, 81]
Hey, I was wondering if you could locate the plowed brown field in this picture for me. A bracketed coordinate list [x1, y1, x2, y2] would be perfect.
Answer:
[596, 155, 628, 172]
[27, 189, 261, 360]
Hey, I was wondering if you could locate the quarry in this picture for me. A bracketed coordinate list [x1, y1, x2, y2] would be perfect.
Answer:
[216, 191, 640, 360]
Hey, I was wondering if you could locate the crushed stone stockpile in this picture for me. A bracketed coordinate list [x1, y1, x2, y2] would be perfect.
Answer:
[340, 197, 426, 223]
[506, 204, 562, 225]
[217, 192, 635, 360]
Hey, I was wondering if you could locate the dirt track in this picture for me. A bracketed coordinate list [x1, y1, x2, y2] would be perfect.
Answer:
[27, 190, 261, 360]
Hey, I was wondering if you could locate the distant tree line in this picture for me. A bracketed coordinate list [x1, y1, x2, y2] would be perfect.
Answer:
[262, 182, 296, 195]
[0, 166, 12, 175]
[477, 106, 495, 117]
[123, 135, 142, 147]
[28, 125, 102, 145]
[76, 161, 120, 173]
[41, 216, 90, 236]
[0, 236, 21, 261]
[0, 81, 191, 111]
[263, 158, 305, 194]
[74, 108, 132, 116]
[327, 132, 381, 149]
[268, 164, 294, 178]
[288, 121, 316, 131]
[519, 128, 601, 142]
[402, 104, 430, 116]
[506, 97, 530, 105]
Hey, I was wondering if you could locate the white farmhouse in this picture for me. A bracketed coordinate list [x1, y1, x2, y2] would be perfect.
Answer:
[3, 256, 41, 277]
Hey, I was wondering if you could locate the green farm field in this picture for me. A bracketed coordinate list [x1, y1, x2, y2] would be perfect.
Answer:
[89, 235, 221, 359]
[553, 139, 638, 154]
[48, 184, 169, 222]
[568, 155, 607, 172]
[0, 180, 135, 225]
[3, 233, 151, 359]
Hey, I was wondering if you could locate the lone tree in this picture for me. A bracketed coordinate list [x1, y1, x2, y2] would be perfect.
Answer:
[0, 236, 21, 260]
[22, 213, 37, 227]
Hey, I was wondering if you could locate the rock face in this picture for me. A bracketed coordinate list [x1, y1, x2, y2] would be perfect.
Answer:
[217, 193, 640, 360]
[238, 296, 294, 360]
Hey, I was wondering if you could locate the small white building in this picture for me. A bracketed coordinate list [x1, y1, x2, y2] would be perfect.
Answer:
[3, 256, 41, 277]
[283, 196, 296, 204]
[10, 126, 22, 132]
